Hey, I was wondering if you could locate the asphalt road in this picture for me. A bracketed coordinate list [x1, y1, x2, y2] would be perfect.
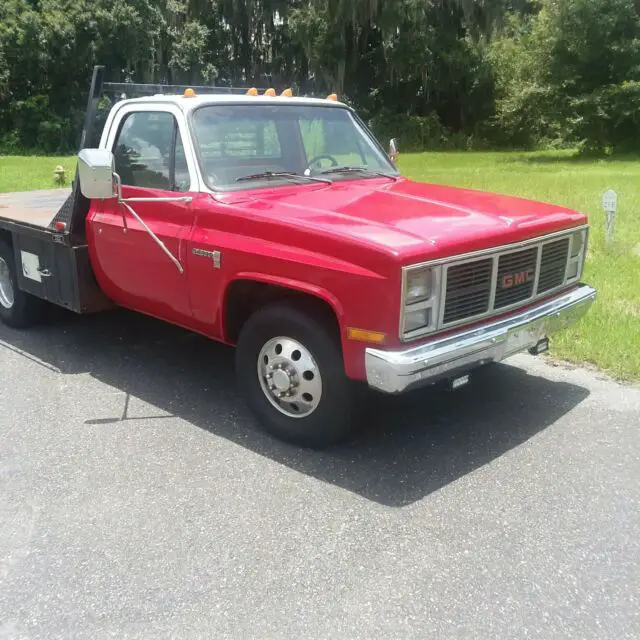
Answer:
[0, 309, 638, 639]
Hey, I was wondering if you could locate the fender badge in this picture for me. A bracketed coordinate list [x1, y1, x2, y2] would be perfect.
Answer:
[192, 248, 221, 269]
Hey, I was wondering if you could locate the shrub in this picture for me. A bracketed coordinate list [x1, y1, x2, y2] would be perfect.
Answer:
[9, 94, 72, 153]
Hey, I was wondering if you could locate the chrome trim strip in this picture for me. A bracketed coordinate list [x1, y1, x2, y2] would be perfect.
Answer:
[400, 225, 589, 341]
[488, 255, 499, 313]
[564, 228, 587, 286]
[532, 245, 543, 299]
[370, 284, 597, 394]
[404, 224, 588, 272]
[562, 234, 573, 283]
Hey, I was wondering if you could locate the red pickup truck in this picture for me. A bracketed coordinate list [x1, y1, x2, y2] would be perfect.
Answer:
[0, 67, 596, 447]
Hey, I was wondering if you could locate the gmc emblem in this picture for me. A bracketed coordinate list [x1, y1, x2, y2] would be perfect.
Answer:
[501, 269, 534, 289]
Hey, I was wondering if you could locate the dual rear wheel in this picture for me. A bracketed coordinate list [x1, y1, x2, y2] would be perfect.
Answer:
[0, 239, 45, 328]
[0, 254, 15, 310]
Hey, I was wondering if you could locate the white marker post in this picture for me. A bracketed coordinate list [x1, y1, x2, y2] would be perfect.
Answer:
[602, 189, 618, 246]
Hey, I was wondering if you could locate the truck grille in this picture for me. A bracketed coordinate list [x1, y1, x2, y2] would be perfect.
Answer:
[441, 233, 573, 327]
[538, 238, 570, 293]
[443, 259, 492, 324]
[494, 247, 537, 309]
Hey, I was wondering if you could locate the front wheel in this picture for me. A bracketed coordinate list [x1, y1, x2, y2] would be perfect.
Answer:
[236, 301, 355, 448]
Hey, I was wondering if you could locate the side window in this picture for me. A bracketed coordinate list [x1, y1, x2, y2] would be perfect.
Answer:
[113, 111, 190, 192]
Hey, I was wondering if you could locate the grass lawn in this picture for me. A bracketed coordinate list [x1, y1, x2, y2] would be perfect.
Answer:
[0, 155, 76, 192]
[2, 150, 639, 381]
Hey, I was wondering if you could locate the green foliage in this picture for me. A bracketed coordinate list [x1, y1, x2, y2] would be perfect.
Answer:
[371, 113, 451, 152]
[10, 95, 71, 153]
[489, 0, 640, 151]
[0, 0, 640, 154]
[568, 81, 640, 154]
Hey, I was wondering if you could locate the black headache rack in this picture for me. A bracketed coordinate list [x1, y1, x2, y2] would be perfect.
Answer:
[2, 65, 268, 315]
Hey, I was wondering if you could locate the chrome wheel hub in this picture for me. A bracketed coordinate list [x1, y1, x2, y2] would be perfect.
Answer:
[0, 258, 14, 310]
[257, 337, 323, 418]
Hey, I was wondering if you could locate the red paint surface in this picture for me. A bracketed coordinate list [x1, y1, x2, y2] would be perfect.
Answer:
[86, 176, 587, 381]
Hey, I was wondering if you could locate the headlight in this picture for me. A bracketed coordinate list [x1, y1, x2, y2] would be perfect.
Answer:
[566, 260, 580, 280]
[405, 268, 432, 303]
[566, 228, 588, 282]
[571, 229, 586, 259]
[404, 307, 432, 333]
[401, 265, 441, 340]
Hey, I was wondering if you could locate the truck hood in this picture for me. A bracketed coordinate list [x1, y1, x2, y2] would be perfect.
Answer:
[218, 177, 587, 260]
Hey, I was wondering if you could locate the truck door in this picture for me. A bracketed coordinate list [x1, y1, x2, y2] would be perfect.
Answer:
[87, 106, 199, 326]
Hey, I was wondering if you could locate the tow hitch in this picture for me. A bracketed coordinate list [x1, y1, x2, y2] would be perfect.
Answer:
[529, 338, 550, 356]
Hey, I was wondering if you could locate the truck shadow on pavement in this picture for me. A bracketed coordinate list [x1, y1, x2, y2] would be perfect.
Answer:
[0, 309, 590, 507]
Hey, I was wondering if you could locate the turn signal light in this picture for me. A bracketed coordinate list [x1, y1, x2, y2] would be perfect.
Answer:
[346, 328, 386, 344]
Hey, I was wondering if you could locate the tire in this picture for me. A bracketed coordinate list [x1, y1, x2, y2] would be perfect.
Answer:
[236, 300, 355, 448]
[0, 239, 46, 328]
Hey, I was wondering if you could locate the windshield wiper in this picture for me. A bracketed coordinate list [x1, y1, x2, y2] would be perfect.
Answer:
[236, 171, 332, 185]
[317, 166, 398, 181]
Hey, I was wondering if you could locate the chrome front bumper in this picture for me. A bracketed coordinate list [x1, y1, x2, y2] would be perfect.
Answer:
[365, 284, 597, 394]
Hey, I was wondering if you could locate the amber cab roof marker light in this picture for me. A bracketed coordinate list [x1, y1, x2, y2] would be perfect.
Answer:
[183, 88, 196, 98]
[264, 88, 276, 97]
[246, 87, 258, 96]
[327, 93, 338, 101]
[281, 88, 293, 97]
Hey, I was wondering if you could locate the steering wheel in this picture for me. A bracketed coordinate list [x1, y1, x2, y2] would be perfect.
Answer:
[305, 153, 340, 173]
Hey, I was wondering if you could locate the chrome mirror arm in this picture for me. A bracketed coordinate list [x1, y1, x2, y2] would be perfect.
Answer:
[113, 171, 124, 201]
[112, 172, 190, 274]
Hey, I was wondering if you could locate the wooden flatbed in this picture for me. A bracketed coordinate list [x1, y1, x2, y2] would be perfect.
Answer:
[0, 188, 72, 229]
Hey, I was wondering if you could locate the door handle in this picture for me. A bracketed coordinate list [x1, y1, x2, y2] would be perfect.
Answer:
[37, 268, 53, 278]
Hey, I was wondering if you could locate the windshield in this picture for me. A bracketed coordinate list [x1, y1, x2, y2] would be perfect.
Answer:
[191, 104, 398, 190]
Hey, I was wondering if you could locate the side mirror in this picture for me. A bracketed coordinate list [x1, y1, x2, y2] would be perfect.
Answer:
[77, 148, 116, 200]
[389, 138, 398, 163]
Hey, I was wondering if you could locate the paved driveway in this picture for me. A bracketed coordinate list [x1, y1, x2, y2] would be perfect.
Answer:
[1, 310, 638, 639]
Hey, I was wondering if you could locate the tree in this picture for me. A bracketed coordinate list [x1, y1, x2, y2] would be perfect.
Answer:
[490, 0, 640, 151]
[1, 0, 639, 153]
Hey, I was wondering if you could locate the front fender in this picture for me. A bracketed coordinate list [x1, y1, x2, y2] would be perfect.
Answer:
[220, 272, 382, 380]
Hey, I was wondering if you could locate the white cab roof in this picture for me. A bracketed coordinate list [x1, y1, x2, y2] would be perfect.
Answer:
[117, 93, 349, 113]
